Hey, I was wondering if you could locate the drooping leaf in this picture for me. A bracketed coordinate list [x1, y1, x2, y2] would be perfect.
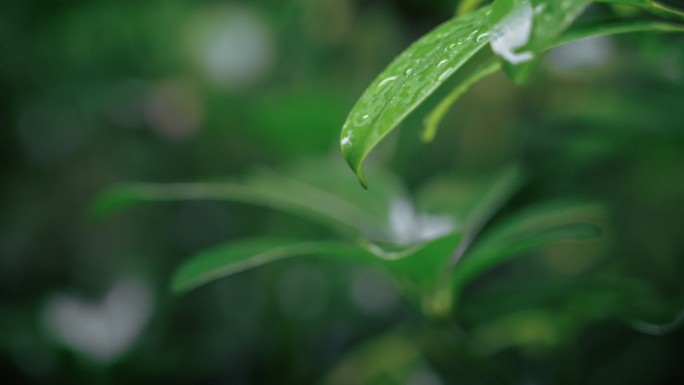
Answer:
[489, 0, 592, 83]
[171, 238, 375, 292]
[92, 159, 406, 241]
[451, 202, 603, 292]
[340, 6, 493, 187]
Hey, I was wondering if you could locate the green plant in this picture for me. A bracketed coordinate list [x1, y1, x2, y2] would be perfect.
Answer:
[95, 0, 684, 382]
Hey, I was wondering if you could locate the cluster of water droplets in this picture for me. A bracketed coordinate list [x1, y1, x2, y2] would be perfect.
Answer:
[341, 10, 491, 155]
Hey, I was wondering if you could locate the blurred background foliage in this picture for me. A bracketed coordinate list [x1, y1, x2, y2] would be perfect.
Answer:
[1, 0, 684, 384]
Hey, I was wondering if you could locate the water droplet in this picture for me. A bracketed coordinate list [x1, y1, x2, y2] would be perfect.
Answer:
[476, 32, 491, 43]
[437, 59, 448, 68]
[437, 67, 457, 82]
[377, 76, 397, 87]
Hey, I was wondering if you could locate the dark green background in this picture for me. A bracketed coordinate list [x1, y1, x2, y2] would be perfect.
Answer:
[1, 0, 683, 383]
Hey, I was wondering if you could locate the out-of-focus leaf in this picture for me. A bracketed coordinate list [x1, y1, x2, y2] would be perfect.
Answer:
[628, 309, 684, 335]
[421, 60, 501, 142]
[596, 0, 684, 21]
[489, 0, 592, 83]
[417, 166, 523, 228]
[170, 233, 465, 316]
[171, 238, 377, 292]
[323, 331, 438, 385]
[364, 233, 462, 316]
[471, 310, 564, 355]
[340, 6, 492, 187]
[417, 166, 525, 268]
[558, 19, 684, 45]
[92, 180, 384, 239]
[92, 159, 405, 241]
[452, 202, 603, 291]
[458, 0, 488, 16]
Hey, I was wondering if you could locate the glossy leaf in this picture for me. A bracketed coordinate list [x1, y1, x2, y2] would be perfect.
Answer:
[340, 6, 492, 187]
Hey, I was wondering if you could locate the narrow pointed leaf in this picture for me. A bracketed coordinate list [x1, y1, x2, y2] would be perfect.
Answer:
[458, 0, 488, 16]
[558, 19, 684, 45]
[340, 6, 493, 187]
[452, 202, 603, 291]
[171, 238, 375, 292]
[421, 60, 501, 142]
[416, 165, 525, 267]
[92, 160, 406, 241]
[596, 0, 684, 21]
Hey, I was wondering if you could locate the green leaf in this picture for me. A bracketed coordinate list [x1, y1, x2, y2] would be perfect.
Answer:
[93, 180, 383, 239]
[323, 332, 435, 385]
[170, 234, 465, 314]
[171, 238, 375, 292]
[458, 0, 488, 16]
[340, 6, 492, 187]
[628, 308, 684, 336]
[452, 202, 603, 292]
[489, 0, 592, 83]
[596, 0, 684, 21]
[558, 19, 684, 45]
[364, 233, 463, 315]
[92, 159, 406, 242]
[417, 165, 525, 268]
[421, 60, 501, 142]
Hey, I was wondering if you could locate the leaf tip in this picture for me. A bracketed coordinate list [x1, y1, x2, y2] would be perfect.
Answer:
[357, 167, 368, 189]
[420, 123, 437, 143]
[169, 270, 194, 294]
[89, 190, 123, 220]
